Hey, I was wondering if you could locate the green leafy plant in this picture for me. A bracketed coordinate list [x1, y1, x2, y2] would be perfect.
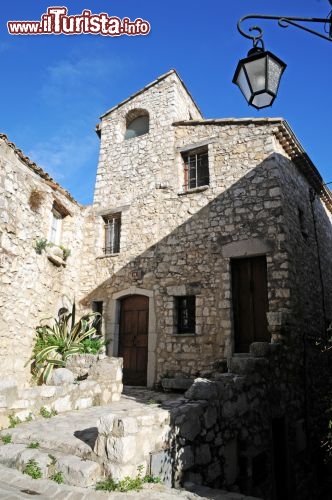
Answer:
[9, 415, 21, 428]
[34, 238, 48, 255]
[48, 454, 57, 465]
[1, 434, 12, 444]
[40, 407, 57, 419]
[23, 459, 42, 479]
[59, 246, 71, 261]
[80, 337, 104, 355]
[96, 478, 117, 491]
[96, 465, 161, 492]
[50, 471, 64, 484]
[25, 413, 33, 422]
[143, 474, 162, 484]
[27, 442, 39, 449]
[27, 303, 101, 384]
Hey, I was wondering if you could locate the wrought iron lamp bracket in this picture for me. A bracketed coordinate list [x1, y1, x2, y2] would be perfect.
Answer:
[237, 13, 332, 46]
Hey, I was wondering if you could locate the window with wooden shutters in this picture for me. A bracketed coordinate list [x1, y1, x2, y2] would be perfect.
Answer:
[182, 147, 209, 191]
[103, 214, 121, 254]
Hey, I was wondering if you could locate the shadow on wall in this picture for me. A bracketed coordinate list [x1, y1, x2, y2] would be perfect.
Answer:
[79, 152, 331, 499]
[80, 152, 331, 377]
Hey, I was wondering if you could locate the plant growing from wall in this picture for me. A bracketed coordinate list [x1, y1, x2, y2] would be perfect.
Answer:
[96, 465, 161, 492]
[50, 471, 64, 484]
[59, 245, 71, 261]
[28, 188, 44, 211]
[40, 407, 57, 419]
[9, 414, 21, 428]
[34, 238, 48, 255]
[27, 442, 39, 449]
[23, 459, 42, 479]
[1, 434, 12, 444]
[27, 304, 101, 384]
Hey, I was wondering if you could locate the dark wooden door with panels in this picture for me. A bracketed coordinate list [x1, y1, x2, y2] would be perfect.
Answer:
[119, 295, 149, 385]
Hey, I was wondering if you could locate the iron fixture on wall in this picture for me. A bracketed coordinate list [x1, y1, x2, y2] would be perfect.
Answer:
[233, 4, 332, 109]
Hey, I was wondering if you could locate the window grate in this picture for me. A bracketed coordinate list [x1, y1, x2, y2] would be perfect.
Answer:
[183, 149, 209, 191]
[176, 296, 196, 334]
[103, 215, 121, 254]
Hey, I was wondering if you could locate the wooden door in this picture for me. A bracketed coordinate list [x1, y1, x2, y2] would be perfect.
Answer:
[231, 256, 269, 353]
[119, 295, 149, 385]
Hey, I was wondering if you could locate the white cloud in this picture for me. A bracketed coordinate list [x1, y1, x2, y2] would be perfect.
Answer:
[27, 130, 98, 184]
[40, 52, 125, 107]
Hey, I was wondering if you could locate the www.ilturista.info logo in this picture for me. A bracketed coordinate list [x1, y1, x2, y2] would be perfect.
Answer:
[7, 7, 151, 36]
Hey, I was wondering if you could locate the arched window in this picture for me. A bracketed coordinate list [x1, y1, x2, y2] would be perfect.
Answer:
[124, 110, 149, 140]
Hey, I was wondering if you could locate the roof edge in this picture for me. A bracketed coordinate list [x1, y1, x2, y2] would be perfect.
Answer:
[0, 133, 80, 206]
[100, 69, 202, 119]
[173, 117, 284, 126]
[274, 121, 332, 213]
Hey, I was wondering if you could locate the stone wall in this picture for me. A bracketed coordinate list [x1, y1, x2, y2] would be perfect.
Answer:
[81, 112, 294, 384]
[273, 149, 332, 481]
[79, 71, 332, 498]
[0, 356, 123, 428]
[168, 343, 318, 500]
[82, 69, 331, 397]
[0, 135, 85, 386]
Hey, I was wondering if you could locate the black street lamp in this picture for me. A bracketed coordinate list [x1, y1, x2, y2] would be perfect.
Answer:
[233, 6, 332, 109]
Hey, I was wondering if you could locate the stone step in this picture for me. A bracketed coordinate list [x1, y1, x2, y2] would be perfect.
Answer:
[94, 409, 171, 481]
[0, 443, 103, 487]
[0, 393, 175, 486]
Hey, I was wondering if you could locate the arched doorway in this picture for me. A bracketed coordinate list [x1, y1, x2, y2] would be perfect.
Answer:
[119, 295, 149, 385]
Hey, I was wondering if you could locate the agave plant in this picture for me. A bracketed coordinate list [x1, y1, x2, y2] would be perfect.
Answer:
[29, 305, 101, 384]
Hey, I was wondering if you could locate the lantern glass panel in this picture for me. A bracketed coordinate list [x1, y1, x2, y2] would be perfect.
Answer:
[252, 93, 274, 108]
[236, 67, 252, 101]
[244, 56, 267, 93]
[267, 56, 284, 94]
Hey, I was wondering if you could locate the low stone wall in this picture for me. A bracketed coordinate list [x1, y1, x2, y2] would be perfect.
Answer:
[165, 342, 310, 500]
[0, 356, 123, 428]
[169, 374, 270, 497]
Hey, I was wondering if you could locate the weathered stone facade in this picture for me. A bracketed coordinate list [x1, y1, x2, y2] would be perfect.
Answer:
[0, 134, 87, 385]
[1, 70, 332, 498]
[79, 70, 332, 388]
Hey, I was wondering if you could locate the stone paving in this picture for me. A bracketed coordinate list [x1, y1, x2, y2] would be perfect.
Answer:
[0, 465, 260, 499]
[0, 387, 261, 499]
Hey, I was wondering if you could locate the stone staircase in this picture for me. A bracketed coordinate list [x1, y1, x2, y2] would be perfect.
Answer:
[0, 390, 175, 488]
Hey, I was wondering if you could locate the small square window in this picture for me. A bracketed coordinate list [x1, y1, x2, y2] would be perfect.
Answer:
[176, 296, 196, 334]
[103, 214, 121, 254]
[182, 147, 209, 191]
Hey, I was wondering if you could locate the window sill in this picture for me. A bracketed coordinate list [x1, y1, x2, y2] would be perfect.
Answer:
[173, 333, 196, 337]
[178, 185, 209, 196]
[96, 253, 120, 260]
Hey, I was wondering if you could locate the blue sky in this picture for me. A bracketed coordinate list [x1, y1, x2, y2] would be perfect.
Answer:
[1, 0, 331, 204]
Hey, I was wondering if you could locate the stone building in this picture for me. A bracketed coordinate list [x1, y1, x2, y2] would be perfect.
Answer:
[78, 69, 332, 387]
[1, 69, 332, 498]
